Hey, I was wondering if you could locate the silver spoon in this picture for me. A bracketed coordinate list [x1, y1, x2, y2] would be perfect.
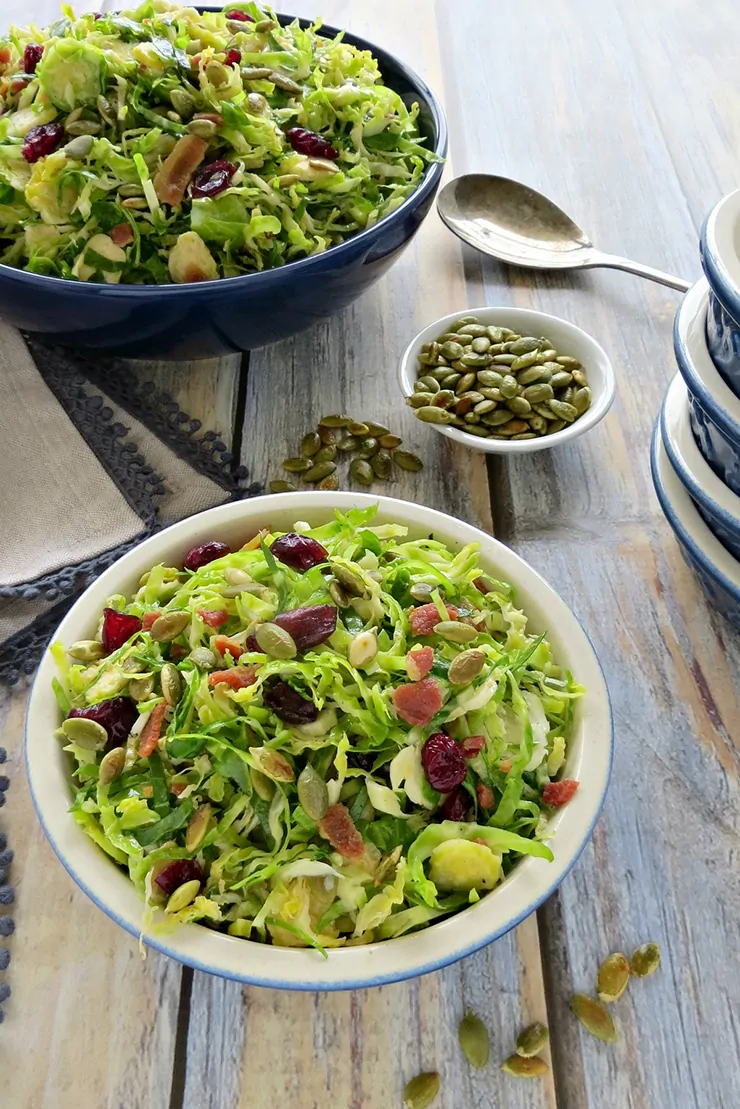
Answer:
[437, 174, 691, 293]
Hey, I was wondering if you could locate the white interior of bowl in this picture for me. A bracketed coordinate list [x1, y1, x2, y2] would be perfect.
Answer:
[655, 431, 740, 588]
[678, 280, 740, 431]
[397, 306, 615, 455]
[663, 373, 740, 520]
[705, 188, 740, 293]
[26, 492, 612, 990]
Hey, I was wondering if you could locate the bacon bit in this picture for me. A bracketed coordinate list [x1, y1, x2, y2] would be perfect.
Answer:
[143, 785, 153, 798]
[240, 528, 269, 552]
[208, 666, 259, 689]
[193, 111, 224, 126]
[477, 783, 495, 810]
[171, 782, 187, 796]
[461, 735, 486, 758]
[406, 645, 434, 682]
[142, 611, 159, 631]
[542, 779, 579, 807]
[110, 222, 134, 247]
[474, 576, 493, 595]
[198, 608, 229, 627]
[392, 676, 443, 727]
[153, 134, 208, 207]
[139, 700, 168, 759]
[191, 55, 201, 68]
[169, 644, 188, 660]
[213, 634, 243, 659]
[409, 602, 458, 637]
[10, 77, 29, 95]
[317, 803, 365, 860]
[499, 758, 512, 774]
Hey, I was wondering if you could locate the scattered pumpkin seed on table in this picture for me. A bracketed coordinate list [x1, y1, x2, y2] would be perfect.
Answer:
[630, 941, 661, 978]
[403, 1071, 440, 1109]
[570, 994, 618, 1042]
[271, 414, 423, 491]
[596, 952, 631, 1002]
[515, 1021, 549, 1058]
[458, 1009, 490, 1068]
[409, 314, 592, 441]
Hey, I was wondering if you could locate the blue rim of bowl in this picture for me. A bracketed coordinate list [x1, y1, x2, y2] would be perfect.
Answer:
[651, 418, 740, 604]
[659, 384, 740, 532]
[673, 283, 740, 448]
[700, 200, 740, 328]
[0, 10, 447, 298]
[25, 617, 613, 991]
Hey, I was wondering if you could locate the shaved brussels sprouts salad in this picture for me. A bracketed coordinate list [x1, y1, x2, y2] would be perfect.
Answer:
[52, 507, 583, 952]
[0, 3, 440, 284]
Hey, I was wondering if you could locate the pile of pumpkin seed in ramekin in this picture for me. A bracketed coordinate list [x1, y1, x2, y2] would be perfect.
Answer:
[270, 414, 423, 492]
[407, 314, 592, 441]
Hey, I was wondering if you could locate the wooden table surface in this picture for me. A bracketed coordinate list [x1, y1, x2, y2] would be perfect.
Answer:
[2, 1, 739, 1106]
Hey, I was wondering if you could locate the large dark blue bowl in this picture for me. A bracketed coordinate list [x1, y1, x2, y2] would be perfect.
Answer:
[0, 12, 446, 359]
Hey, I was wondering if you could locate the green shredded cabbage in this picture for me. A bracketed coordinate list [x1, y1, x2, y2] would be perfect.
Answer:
[0, 2, 441, 283]
[54, 504, 583, 950]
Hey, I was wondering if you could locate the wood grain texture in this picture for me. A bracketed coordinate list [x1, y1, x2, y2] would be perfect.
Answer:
[439, 1, 740, 1107]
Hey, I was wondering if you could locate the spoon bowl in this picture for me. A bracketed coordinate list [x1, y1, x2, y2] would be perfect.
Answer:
[437, 174, 691, 293]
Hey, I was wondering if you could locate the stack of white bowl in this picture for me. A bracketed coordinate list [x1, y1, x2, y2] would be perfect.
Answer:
[653, 190, 740, 627]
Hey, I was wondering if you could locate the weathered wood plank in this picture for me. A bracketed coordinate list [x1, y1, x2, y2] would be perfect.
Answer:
[181, 4, 554, 1109]
[439, 2, 740, 1108]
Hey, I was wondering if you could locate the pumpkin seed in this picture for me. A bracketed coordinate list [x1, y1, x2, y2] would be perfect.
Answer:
[379, 434, 402, 449]
[150, 611, 190, 643]
[548, 399, 578, 422]
[98, 746, 125, 787]
[170, 86, 195, 118]
[508, 336, 541, 355]
[336, 435, 360, 452]
[416, 406, 454, 425]
[364, 422, 390, 437]
[458, 1009, 490, 1068]
[511, 350, 540, 371]
[570, 994, 618, 1042]
[501, 1055, 549, 1078]
[572, 386, 592, 413]
[511, 432, 537, 440]
[348, 421, 370, 436]
[297, 764, 329, 821]
[270, 480, 297, 493]
[350, 458, 374, 485]
[283, 457, 312, 473]
[320, 414, 352, 428]
[166, 880, 201, 914]
[572, 369, 588, 387]
[556, 355, 581, 369]
[318, 424, 337, 445]
[62, 717, 108, 750]
[270, 70, 301, 93]
[434, 620, 478, 644]
[407, 392, 435, 409]
[549, 371, 573, 389]
[371, 449, 392, 480]
[456, 371, 477, 394]
[484, 408, 517, 427]
[186, 118, 218, 138]
[516, 1022, 549, 1058]
[314, 444, 337, 464]
[448, 649, 485, 685]
[329, 579, 350, 607]
[301, 431, 321, 457]
[545, 419, 568, 435]
[187, 647, 215, 670]
[630, 942, 661, 978]
[522, 383, 554, 404]
[160, 663, 182, 708]
[255, 622, 297, 659]
[471, 337, 491, 353]
[64, 134, 95, 158]
[185, 804, 211, 852]
[65, 119, 101, 135]
[304, 461, 336, 483]
[317, 473, 339, 490]
[493, 353, 517, 365]
[358, 437, 380, 457]
[403, 1072, 440, 1109]
[348, 630, 378, 668]
[596, 952, 631, 1003]
[528, 415, 549, 435]
[506, 396, 532, 416]
[251, 747, 294, 782]
[67, 640, 105, 662]
[251, 767, 275, 801]
[497, 419, 530, 436]
[431, 390, 455, 409]
[395, 450, 424, 472]
[129, 675, 155, 701]
[224, 568, 252, 586]
[441, 340, 464, 360]
[516, 366, 545, 386]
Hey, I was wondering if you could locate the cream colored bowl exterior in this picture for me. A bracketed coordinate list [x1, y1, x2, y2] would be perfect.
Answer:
[26, 492, 612, 990]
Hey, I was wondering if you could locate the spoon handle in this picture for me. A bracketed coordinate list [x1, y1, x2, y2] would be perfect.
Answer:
[589, 251, 692, 293]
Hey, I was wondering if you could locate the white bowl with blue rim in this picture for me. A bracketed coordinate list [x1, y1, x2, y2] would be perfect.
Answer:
[674, 278, 740, 495]
[652, 422, 740, 629]
[24, 492, 612, 990]
[700, 188, 740, 395]
[661, 373, 740, 561]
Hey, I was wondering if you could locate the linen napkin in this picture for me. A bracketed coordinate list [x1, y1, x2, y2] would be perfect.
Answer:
[0, 324, 260, 685]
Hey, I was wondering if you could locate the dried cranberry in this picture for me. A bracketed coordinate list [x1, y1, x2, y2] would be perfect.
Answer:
[264, 679, 318, 725]
[22, 43, 44, 73]
[440, 789, 468, 822]
[183, 541, 231, 571]
[224, 48, 241, 67]
[22, 123, 64, 164]
[245, 634, 264, 653]
[347, 751, 374, 771]
[224, 8, 255, 19]
[274, 604, 337, 651]
[102, 607, 142, 653]
[154, 859, 204, 897]
[68, 697, 137, 751]
[422, 733, 467, 792]
[191, 159, 237, 199]
[270, 533, 328, 572]
[286, 127, 339, 160]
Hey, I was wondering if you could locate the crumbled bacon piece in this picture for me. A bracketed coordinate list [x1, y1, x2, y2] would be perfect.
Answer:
[476, 783, 495, 810]
[138, 701, 168, 759]
[153, 134, 209, 207]
[542, 779, 579, 806]
[109, 222, 134, 247]
[213, 635, 243, 659]
[461, 735, 486, 758]
[406, 645, 434, 681]
[392, 676, 443, 727]
[317, 803, 365, 860]
[198, 608, 229, 627]
[408, 602, 458, 637]
[208, 666, 259, 690]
